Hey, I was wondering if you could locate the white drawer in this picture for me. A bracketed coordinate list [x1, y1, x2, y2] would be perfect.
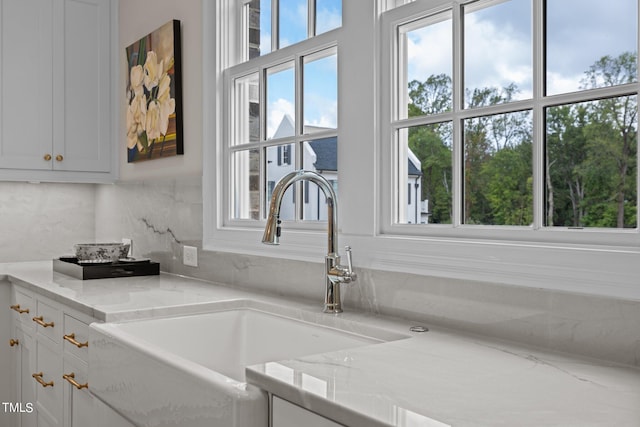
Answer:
[63, 314, 90, 362]
[33, 299, 62, 344]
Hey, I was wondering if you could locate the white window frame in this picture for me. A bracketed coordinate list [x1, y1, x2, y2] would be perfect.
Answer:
[381, 0, 640, 244]
[203, 0, 346, 261]
[204, 0, 640, 300]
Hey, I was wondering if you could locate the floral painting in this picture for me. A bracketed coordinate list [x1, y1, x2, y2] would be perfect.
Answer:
[126, 20, 183, 163]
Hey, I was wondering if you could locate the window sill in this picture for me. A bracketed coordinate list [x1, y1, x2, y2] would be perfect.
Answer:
[204, 224, 640, 301]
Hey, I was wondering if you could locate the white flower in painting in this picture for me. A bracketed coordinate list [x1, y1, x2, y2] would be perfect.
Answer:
[157, 73, 175, 136]
[145, 99, 162, 141]
[143, 51, 163, 92]
[126, 93, 147, 149]
[129, 65, 144, 97]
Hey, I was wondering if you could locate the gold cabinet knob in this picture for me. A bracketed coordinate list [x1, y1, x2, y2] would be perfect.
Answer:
[9, 339, 19, 347]
[44, 154, 52, 161]
[55, 154, 64, 162]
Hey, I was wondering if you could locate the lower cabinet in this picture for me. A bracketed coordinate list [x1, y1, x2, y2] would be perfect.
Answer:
[11, 323, 36, 427]
[7, 283, 135, 427]
[272, 396, 344, 427]
[62, 355, 134, 427]
[62, 353, 91, 427]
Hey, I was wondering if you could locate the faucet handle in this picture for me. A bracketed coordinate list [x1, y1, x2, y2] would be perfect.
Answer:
[343, 246, 357, 282]
[344, 246, 353, 272]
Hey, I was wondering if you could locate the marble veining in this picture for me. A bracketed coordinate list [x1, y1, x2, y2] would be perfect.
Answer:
[139, 217, 182, 244]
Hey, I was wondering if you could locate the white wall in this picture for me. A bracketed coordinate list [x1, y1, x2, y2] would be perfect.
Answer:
[118, 0, 203, 180]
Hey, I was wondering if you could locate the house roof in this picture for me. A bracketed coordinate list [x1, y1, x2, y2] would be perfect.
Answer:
[308, 137, 422, 176]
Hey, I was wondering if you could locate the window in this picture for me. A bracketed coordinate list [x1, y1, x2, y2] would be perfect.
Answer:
[391, 0, 638, 234]
[229, 1, 340, 223]
[205, 1, 640, 298]
[243, 0, 342, 58]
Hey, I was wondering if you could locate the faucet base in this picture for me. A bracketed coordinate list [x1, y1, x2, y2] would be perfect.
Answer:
[323, 304, 343, 314]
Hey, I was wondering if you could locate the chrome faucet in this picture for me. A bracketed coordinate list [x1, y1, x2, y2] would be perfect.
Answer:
[262, 170, 357, 313]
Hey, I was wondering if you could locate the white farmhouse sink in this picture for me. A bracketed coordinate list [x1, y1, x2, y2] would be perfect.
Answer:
[89, 300, 407, 427]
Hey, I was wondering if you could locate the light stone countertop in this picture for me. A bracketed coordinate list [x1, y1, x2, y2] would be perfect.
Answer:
[2, 261, 639, 427]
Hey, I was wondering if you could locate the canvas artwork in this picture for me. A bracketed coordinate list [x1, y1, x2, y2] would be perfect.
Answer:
[125, 20, 183, 163]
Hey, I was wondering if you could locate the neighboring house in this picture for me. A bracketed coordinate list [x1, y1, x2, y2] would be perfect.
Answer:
[267, 115, 427, 223]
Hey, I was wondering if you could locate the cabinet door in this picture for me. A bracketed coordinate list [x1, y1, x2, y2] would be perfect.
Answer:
[53, 0, 111, 173]
[2, 282, 14, 407]
[62, 355, 91, 427]
[0, 0, 54, 170]
[34, 337, 62, 427]
[14, 325, 37, 427]
[272, 397, 343, 427]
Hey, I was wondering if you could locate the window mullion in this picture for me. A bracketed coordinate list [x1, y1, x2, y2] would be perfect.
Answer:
[272, 0, 279, 51]
[259, 65, 268, 219]
[295, 54, 304, 220]
[532, 0, 545, 229]
[452, 2, 463, 227]
[309, 0, 316, 38]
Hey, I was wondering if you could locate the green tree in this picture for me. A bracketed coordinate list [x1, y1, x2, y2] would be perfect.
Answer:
[464, 84, 532, 225]
[547, 52, 638, 228]
[546, 104, 590, 226]
[580, 53, 637, 228]
[407, 74, 453, 223]
[482, 140, 533, 225]
[408, 124, 452, 223]
[408, 74, 452, 116]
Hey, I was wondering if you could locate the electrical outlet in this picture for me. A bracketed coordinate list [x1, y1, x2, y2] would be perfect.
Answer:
[183, 245, 198, 267]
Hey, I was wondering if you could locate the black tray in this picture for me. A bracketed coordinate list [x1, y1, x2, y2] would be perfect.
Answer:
[53, 257, 160, 280]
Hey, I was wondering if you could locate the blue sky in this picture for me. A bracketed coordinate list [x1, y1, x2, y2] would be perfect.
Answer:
[264, 0, 341, 138]
[407, 0, 638, 98]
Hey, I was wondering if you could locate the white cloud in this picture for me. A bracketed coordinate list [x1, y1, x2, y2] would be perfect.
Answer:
[405, 7, 534, 99]
[546, 71, 583, 96]
[267, 98, 295, 139]
[406, 19, 452, 82]
[304, 97, 337, 129]
[316, 6, 341, 34]
[463, 14, 532, 96]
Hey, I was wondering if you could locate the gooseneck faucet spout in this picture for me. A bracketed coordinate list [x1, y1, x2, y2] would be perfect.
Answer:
[262, 170, 357, 313]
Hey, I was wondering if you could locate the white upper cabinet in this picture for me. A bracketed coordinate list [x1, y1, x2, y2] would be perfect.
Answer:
[0, 0, 53, 171]
[55, 0, 112, 174]
[0, 0, 116, 182]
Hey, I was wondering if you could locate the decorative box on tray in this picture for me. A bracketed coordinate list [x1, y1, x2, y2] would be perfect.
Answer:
[53, 257, 160, 280]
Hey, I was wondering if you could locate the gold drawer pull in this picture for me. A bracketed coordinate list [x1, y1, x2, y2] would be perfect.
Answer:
[9, 339, 19, 347]
[10, 304, 30, 314]
[63, 333, 88, 348]
[63, 373, 88, 390]
[44, 154, 52, 161]
[55, 154, 64, 162]
[32, 372, 54, 388]
[32, 316, 55, 328]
